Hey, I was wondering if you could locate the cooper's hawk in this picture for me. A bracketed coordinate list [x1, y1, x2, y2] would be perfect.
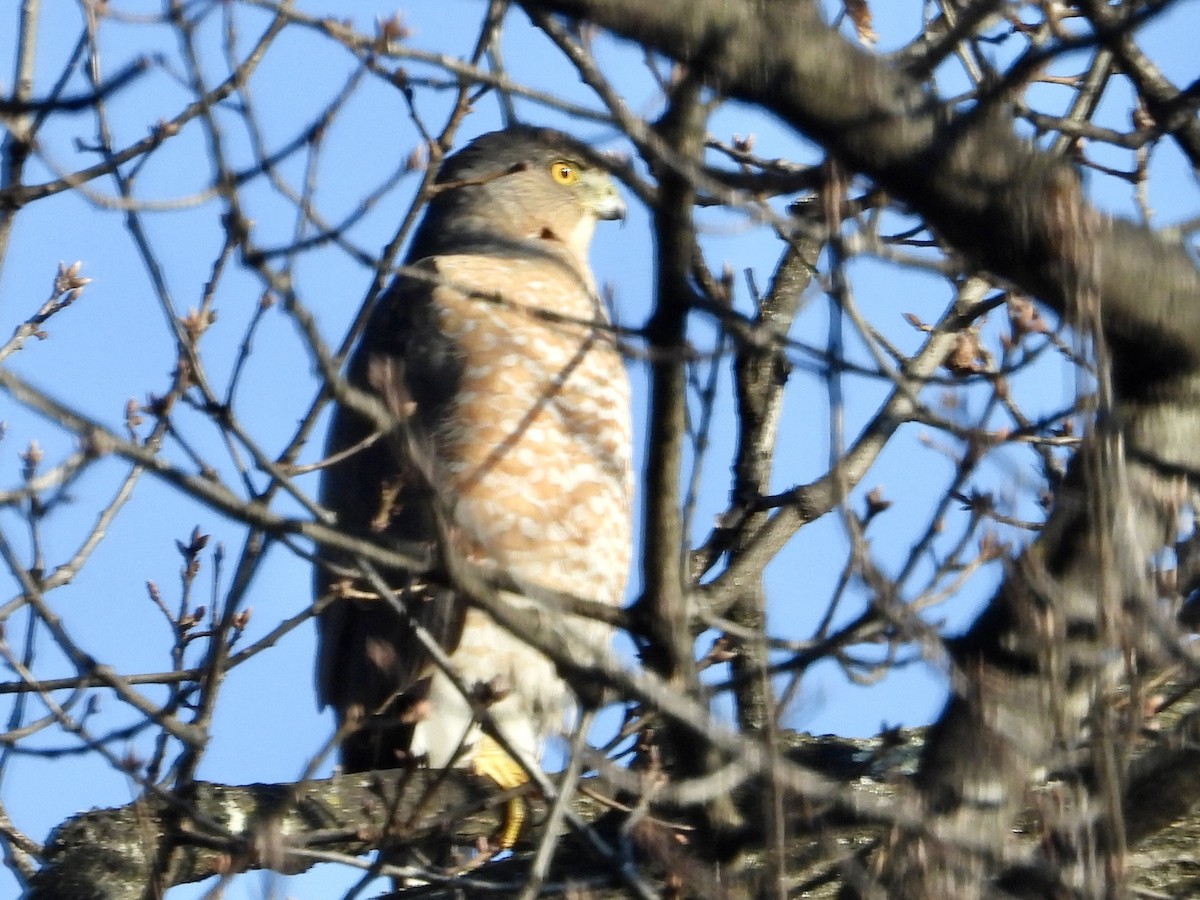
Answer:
[314, 126, 631, 844]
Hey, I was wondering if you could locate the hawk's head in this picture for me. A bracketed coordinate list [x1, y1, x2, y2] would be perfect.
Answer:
[408, 126, 625, 265]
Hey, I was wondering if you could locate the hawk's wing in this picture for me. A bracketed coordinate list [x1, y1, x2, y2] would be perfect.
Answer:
[314, 262, 467, 771]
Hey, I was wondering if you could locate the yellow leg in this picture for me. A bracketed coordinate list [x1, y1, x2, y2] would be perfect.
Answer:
[470, 734, 529, 849]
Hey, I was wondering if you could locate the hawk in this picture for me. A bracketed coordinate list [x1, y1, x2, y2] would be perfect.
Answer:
[315, 126, 632, 844]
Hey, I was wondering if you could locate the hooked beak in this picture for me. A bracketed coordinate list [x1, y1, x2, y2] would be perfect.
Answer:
[583, 171, 627, 222]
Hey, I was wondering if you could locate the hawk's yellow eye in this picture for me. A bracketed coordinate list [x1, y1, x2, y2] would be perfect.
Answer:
[550, 160, 580, 185]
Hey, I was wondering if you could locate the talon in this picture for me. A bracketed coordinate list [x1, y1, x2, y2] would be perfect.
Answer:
[471, 734, 529, 849]
[495, 796, 525, 849]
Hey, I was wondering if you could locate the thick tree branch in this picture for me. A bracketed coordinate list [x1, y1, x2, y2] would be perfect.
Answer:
[27, 719, 1200, 900]
[24, 769, 606, 900]
[520, 0, 1200, 388]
